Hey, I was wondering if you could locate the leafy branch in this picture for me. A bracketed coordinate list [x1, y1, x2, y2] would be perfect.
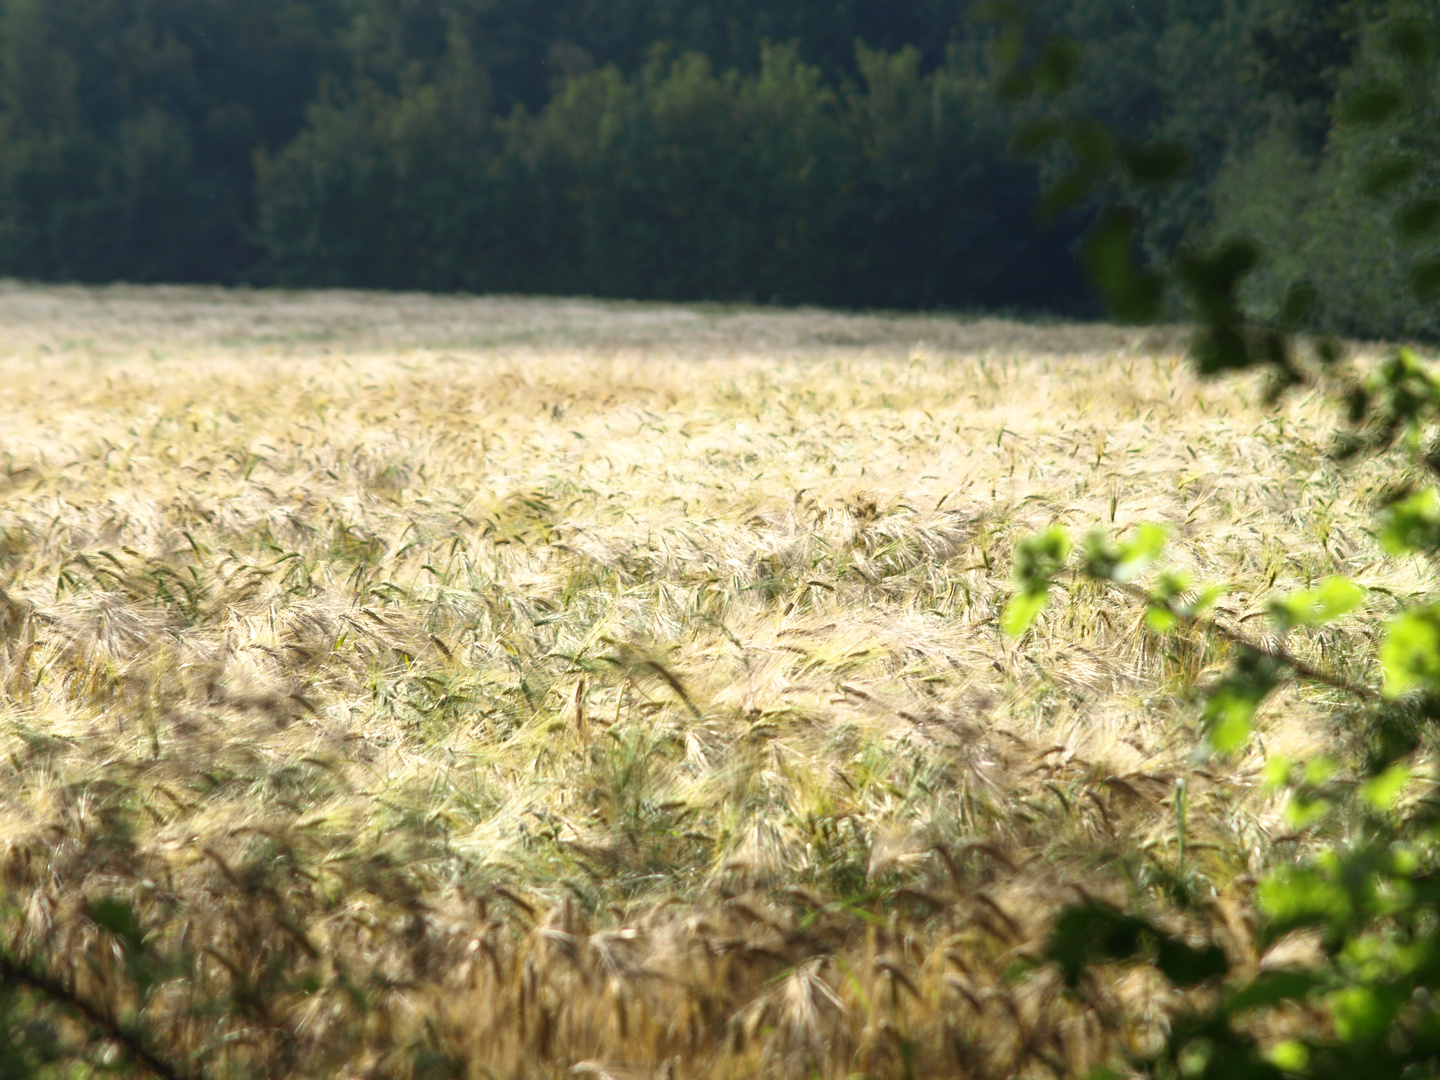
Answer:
[982, 5, 1440, 1077]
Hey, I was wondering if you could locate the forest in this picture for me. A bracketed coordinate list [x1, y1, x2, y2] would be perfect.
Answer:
[0, 0, 1435, 335]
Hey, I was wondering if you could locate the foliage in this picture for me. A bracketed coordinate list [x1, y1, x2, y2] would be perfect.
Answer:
[257, 40, 1078, 307]
[0, 0, 1430, 334]
[986, 3, 1440, 1075]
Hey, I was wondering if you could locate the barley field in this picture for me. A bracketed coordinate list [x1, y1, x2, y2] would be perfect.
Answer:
[0, 285, 1409, 1079]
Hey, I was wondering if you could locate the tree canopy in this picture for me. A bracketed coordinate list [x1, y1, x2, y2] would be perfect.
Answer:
[0, 0, 1431, 335]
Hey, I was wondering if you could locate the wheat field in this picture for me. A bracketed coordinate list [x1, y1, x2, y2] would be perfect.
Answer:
[0, 285, 1411, 1079]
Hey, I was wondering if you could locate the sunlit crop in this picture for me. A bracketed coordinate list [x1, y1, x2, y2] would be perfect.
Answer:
[0, 285, 1413, 1079]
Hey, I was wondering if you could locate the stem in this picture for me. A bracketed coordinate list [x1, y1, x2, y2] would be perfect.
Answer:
[1175, 776, 1187, 873]
[0, 951, 199, 1080]
[1113, 580, 1382, 702]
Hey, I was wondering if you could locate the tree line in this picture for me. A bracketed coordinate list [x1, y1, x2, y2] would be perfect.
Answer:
[0, 0, 1433, 336]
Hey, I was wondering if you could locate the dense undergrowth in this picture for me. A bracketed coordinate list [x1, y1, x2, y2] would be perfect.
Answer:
[0, 289, 1418, 1078]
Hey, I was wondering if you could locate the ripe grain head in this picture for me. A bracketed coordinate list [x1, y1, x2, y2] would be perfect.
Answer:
[0, 285, 1406, 1078]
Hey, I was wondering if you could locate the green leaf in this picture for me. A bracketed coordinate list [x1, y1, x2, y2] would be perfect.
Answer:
[1342, 85, 1403, 124]
[1228, 970, 1318, 1013]
[1115, 523, 1168, 583]
[1064, 118, 1114, 170]
[1363, 154, 1421, 198]
[1380, 604, 1440, 698]
[1360, 763, 1411, 811]
[1012, 526, 1072, 587]
[1268, 1040, 1310, 1073]
[1268, 577, 1364, 633]
[1412, 259, 1440, 301]
[1034, 37, 1082, 97]
[1083, 523, 1168, 583]
[1277, 282, 1318, 333]
[1045, 902, 1146, 985]
[1303, 757, 1336, 786]
[1263, 756, 1293, 790]
[1378, 488, 1440, 554]
[1203, 649, 1284, 753]
[1038, 168, 1098, 221]
[1010, 118, 1064, 156]
[1190, 583, 1224, 615]
[1145, 605, 1179, 633]
[1384, 20, 1434, 66]
[1083, 209, 1163, 323]
[1328, 985, 1404, 1044]
[1257, 867, 1352, 939]
[1155, 935, 1229, 988]
[1120, 143, 1189, 185]
[1394, 198, 1440, 241]
[1285, 794, 1332, 829]
[86, 898, 145, 955]
[1002, 589, 1048, 637]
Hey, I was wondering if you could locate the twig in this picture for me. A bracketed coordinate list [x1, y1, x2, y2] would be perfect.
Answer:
[0, 950, 200, 1080]
[1111, 580, 1382, 702]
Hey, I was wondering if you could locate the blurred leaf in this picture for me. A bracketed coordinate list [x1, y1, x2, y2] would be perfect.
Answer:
[1115, 523, 1168, 582]
[1038, 168, 1098, 221]
[1046, 902, 1146, 985]
[1047, 902, 1227, 988]
[1363, 154, 1421, 198]
[1004, 527, 1071, 637]
[1394, 198, 1440, 241]
[1263, 756, 1294, 790]
[1257, 866, 1353, 939]
[1120, 143, 1189, 185]
[1285, 793, 1332, 828]
[1304, 757, 1337, 786]
[1065, 118, 1115, 169]
[1155, 936, 1230, 987]
[1229, 971, 1318, 1013]
[971, 0, 1029, 26]
[1380, 604, 1440, 698]
[1191, 583, 1224, 615]
[1328, 985, 1405, 1044]
[1083, 522, 1167, 583]
[1010, 118, 1064, 156]
[1412, 259, 1440, 301]
[86, 898, 145, 955]
[1342, 85, 1403, 124]
[1013, 526, 1072, 586]
[1268, 577, 1364, 632]
[1277, 282, 1318, 333]
[1269, 1041, 1310, 1073]
[1002, 589, 1048, 637]
[1193, 325, 1252, 376]
[1315, 337, 1345, 366]
[1378, 488, 1440, 554]
[998, 67, 1035, 102]
[1360, 763, 1411, 811]
[1083, 209, 1163, 322]
[1034, 37, 1081, 97]
[1384, 20, 1434, 66]
[1145, 604, 1179, 632]
[1203, 648, 1284, 753]
[1181, 238, 1259, 316]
